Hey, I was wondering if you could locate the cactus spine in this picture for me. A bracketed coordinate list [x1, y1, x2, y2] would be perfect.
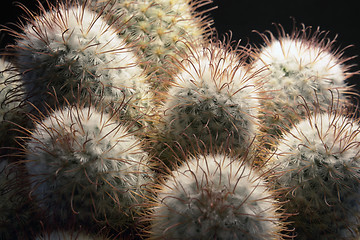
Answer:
[155, 40, 260, 165]
[25, 104, 153, 232]
[149, 154, 285, 239]
[267, 106, 360, 239]
[251, 26, 353, 149]
[13, 1, 152, 127]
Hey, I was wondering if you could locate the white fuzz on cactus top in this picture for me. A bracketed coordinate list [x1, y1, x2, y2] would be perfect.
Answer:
[15, 3, 152, 122]
[162, 42, 260, 155]
[150, 154, 282, 239]
[268, 110, 360, 239]
[25, 105, 152, 229]
[252, 27, 351, 142]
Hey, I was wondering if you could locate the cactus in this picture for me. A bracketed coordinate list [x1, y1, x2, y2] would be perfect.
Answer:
[251, 25, 353, 148]
[267, 105, 360, 239]
[154, 40, 260, 165]
[12, 1, 152, 127]
[148, 153, 285, 239]
[24, 104, 153, 233]
[86, 0, 214, 89]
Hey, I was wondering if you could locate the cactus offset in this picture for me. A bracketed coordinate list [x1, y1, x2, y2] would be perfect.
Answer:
[24, 104, 153, 233]
[267, 105, 360, 239]
[154, 40, 260, 166]
[251, 25, 353, 149]
[12, 1, 152, 127]
[147, 153, 285, 239]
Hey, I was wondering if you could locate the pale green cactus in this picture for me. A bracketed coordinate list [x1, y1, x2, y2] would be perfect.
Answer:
[251, 26, 353, 149]
[267, 106, 360, 239]
[148, 154, 285, 239]
[13, 1, 152, 127]
[155, 41, 261, 166]
[86, 0, 214, 89]
[25, 104, 153, 232]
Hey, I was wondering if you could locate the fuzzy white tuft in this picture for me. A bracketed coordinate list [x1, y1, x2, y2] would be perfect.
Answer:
[162, 43, 260, 155]
[16, 4, 152, 122]
[252, 34, 350, 145]
[26, 106, 152, 229]
[151, 154, 282, 239]
[269, 111, 360, 239]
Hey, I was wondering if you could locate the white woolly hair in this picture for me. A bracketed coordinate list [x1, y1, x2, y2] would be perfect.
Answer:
[25, 105, 151, 223]
[268, 107, 360, 238]
[161, 40, 261, 153]
[18, 3, 144, 83]
[252, 25, 352, 98]
[150, 154, 283, 239]
[166, 41, 260, 118]
[272, 110, 360, 171]
[14, 1, 150, 114]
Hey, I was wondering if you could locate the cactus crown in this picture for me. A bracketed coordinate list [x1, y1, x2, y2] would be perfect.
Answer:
[12, 1, 151, 121]
[252, 25, 353, 144]
[268, 104, 360, 239]
[24, 103, 152, 230]
[149, 153, 284, 239]
[159, 40, 261, 159]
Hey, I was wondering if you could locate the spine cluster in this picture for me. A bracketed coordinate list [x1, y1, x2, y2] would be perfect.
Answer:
[149, 154, 284, 239]
[267, 107, 360, 239]
[25, 104, 153, 232]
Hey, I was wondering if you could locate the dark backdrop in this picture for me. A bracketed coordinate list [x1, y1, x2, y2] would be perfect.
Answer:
[1, 0, 359, 90]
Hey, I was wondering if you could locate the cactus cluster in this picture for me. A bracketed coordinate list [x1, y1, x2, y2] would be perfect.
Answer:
[1, 0, 360, 239]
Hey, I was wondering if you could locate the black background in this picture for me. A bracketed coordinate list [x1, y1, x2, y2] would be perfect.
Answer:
[1, 0, 359, 89]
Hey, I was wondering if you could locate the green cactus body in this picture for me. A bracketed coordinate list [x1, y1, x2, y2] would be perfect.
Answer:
[157, 42, 260, 163]
[149, 154, 283, 239]
[25, 105, 153, 232]
[251, 28, 351, 147]
[268, 109, 360, 239]
[14, 2, 152, 126]
[87, 0, 213, 89]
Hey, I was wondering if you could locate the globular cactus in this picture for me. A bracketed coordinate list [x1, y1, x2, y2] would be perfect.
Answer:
[11, 1, 152, 127]
[24, 103, 153, 233]
[148, 153, 285, 239]
[267, 105, 360, 239]
[86, 0, 214, 89]
[251, 25, 353, 148]
[155, 40, 261, 165]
